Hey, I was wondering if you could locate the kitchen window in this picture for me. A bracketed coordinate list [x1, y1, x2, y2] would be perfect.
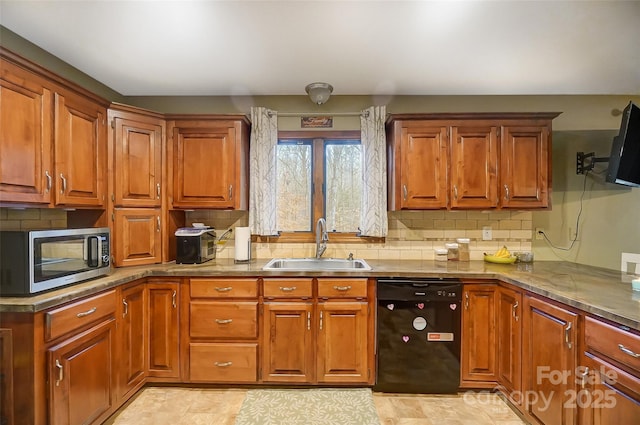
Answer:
[275, 131, 363, 242]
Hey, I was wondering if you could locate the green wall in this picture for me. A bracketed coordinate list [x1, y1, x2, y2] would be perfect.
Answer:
[2, 26, 638, 271]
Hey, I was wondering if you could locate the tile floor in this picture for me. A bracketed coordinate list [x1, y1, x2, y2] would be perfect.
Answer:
[105, 387, 528, 425]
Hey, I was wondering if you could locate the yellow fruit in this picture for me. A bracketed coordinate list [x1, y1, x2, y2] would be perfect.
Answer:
[495, 246, 511, 258]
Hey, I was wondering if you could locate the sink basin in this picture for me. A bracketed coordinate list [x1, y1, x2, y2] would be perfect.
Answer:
[262, 258, 372, 271]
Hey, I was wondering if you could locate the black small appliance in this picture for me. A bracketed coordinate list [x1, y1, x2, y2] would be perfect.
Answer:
[175, 227, 216, 264]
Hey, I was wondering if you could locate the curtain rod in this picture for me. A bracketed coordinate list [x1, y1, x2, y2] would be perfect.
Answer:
[267, 110, 369, 118]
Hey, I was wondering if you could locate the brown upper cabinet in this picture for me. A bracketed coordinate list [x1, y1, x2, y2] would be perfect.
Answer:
[109, 104, 164, 208]
[386, 113, 559, 210]
[167, 116, 250, 210]
[0, 49, 108, 208]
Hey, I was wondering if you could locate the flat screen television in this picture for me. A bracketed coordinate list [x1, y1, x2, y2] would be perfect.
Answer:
[606, 101, 640, 187]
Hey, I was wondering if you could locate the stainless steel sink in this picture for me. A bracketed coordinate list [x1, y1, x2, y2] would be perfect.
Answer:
[262, 258, 372, 271]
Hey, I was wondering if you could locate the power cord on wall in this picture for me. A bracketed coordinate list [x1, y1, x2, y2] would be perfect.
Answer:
[537, 170, 590, 251]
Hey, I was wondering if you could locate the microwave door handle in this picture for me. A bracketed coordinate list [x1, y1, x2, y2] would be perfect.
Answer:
[97, 236, 103, 267]
[87, 236, 99, 268]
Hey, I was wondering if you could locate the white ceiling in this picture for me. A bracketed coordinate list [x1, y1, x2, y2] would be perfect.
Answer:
[1, 1, 639, 97]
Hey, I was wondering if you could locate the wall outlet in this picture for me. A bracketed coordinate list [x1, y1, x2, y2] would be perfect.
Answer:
[482, 226, 492, 241]
[535, 228, 544, 240]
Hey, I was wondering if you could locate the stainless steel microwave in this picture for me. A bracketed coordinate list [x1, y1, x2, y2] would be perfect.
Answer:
[0, 227, 111, 296]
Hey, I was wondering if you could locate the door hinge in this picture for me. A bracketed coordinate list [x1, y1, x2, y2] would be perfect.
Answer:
[110, 119, 115, 129]
[111, 213, 115, 222]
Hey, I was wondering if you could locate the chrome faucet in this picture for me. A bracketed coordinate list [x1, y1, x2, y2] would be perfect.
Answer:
[315, 218, 329, 258]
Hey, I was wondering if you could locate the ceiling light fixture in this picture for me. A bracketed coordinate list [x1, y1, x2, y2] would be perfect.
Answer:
[305, 82, 333, 105]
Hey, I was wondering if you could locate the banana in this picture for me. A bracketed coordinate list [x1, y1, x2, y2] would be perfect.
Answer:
[494, 246, 511, 258]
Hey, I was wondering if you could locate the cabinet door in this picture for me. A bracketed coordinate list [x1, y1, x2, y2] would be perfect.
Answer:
[48, 319, 115, 425]
[500, 125, 550, 208]
[117, 283, 147, 401]
[147, 281, 180, 379]
[262, 301, 314, 383]
[497, 286, 523, 402]
[579, 356, 640, 425]
[450, 126, 498, 209]
[54, 92, 106, 207]
[522, 295, 577, 425]
[113, 116, 162, 207]
[0, 63, 53, 204]
[398, 124, 448, 209]
[317, 301, 369, 383]
[172, 123, 238, 209]
[461, 284, 497, 385]
[113, 208, 162, 267]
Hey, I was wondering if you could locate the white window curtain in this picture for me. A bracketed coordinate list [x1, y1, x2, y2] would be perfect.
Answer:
[360, 105, 388, 237]
[248, 107, 279, 236]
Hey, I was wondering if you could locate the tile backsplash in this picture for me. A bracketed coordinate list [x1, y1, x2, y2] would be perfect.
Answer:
[186, 210, 532, 261]
[0, 208, 67, 230]
[0, 208, 531, 261]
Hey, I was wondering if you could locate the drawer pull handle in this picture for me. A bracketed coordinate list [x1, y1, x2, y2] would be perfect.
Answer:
[215, 361, 233, 367]
[307, 311, 311, 330]
[172, 290, 177, 309]
[280, 286, 297, 292]
[76, 307, 97, 318]
[45, 170, 52, 193]
[512, 301, 519, 322]
[565, 322, 573, 349]
[122, 299, 128, 318]
[215, 287, 233, 292]
[580, 367, 590, 389]
[333, 285, 352, 291]
[55, 359, 63, 386]
[60, 173, 67, 194]
[618, 344, 640, 358]
[403, 184, 408, 201]
[215, 319, 233, 324]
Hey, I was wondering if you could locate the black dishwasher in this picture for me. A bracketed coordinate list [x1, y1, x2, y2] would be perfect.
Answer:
[375, 278, 462, 393]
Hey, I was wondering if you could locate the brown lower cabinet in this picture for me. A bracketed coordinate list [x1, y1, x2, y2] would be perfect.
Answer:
[48, 319, 116, 425]
[117, 281, 147, 401]
[522, 295, 578, 425]
[147, 279, 181, 380]
[460, 282, 497, 387]
[261, 278, 372, 385]
[4, 275, 640, 425]
[497, 284, 523, 403]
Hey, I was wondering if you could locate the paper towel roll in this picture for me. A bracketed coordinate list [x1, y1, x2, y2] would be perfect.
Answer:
[235, 227, 251, 261]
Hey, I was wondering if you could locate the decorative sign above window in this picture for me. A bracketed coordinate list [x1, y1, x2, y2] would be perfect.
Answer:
[301, 116, 333, 128]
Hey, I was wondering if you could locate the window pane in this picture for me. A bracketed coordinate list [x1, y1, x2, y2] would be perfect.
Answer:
[276, 142, 312, 232]
[325, 143, 362, 232]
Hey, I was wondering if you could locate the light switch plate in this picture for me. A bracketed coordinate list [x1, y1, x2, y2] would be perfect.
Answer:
[482, 226, 492, 241]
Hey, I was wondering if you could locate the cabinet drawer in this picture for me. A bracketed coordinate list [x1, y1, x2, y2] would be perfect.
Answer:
[585, 316, 640, 375]
[190, 301, 257, 339]
[190, 278, 258, 298]
[45, 290, 116, 341]
[317, 278, 367, 298]
[189, 343, 257, 382]
[263, 278, 313, 298]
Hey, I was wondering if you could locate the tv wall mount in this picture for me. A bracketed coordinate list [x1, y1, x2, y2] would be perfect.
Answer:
[576, 152, 610, 174]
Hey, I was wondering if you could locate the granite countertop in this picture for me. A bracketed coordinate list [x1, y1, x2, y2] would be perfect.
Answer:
[1, 259, 638, 331]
